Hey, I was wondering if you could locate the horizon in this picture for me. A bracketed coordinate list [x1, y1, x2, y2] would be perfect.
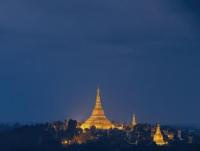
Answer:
[1, 87, 200, 129]
[1, 85, 200, 126]
[1, 120, 200, 129]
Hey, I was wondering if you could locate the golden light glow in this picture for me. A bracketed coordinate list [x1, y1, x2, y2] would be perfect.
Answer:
[153, 124, 168, 146]
[167, 132, 174, 141]
[61, 139, 70, 145]
[80, 88, 115, 130]
[73, 133, 95, 144]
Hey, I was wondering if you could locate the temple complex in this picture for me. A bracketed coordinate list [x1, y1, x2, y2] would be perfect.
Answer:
[80, 88, 115, 130]
[153, 124, 167, 145]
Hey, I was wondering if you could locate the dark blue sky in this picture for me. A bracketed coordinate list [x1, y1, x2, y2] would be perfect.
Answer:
[0, 0, 200, 126]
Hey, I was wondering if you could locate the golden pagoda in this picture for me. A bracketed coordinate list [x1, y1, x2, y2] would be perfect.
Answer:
[80, 88, 115, 130]
[153, 124, 167, 145]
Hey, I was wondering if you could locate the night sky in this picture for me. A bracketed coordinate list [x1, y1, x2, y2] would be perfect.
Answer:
[0, 0, 200, 126]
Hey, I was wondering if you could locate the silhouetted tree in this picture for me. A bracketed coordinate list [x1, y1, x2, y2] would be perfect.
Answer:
[66, 119, 77, 140]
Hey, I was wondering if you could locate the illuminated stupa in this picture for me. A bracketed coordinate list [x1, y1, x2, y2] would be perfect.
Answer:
[153, 124, 167, 145]
[131, 114, 137, 128]
[80, 88, 114, 130]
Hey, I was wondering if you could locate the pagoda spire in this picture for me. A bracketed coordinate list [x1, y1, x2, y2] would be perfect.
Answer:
[153, 123, 167, 145]
[96, 87, 101, 103]
[131, 114, 137, 128]
[92, 87, 105, 117]
[97, 87, 100, 97]
[80, 88, 114, 129]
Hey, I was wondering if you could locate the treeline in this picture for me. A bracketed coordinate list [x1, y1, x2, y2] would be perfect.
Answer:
[0, 121, 200, 151]
[0, 123, 61, 151]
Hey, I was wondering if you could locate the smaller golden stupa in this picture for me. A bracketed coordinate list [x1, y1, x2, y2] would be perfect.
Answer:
[153, 124, 167, 145]
[80, 88, 115, 130]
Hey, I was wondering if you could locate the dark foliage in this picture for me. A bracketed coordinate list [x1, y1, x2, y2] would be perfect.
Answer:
[0, 123, 200, 151]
